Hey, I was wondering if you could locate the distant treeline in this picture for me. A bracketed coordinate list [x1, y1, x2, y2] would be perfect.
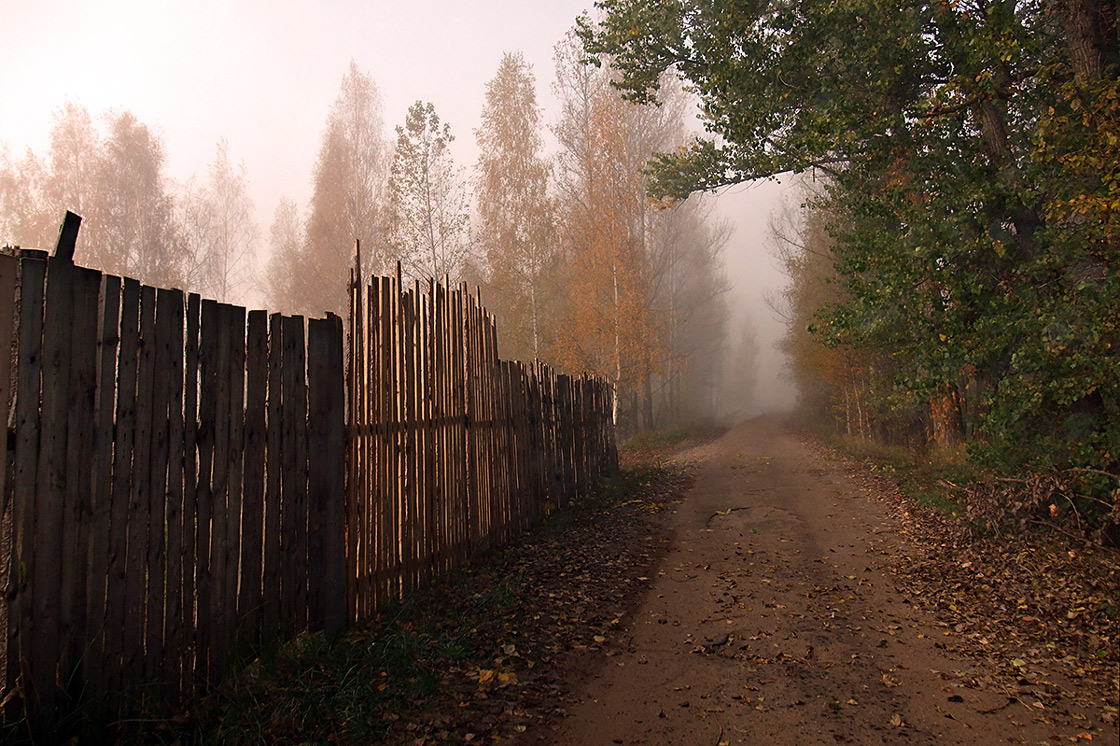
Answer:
[2, 35, 735, 438]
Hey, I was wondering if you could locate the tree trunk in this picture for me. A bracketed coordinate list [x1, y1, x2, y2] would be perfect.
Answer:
[1060, 0, 1119, 80]
[642, 370, 655, 432]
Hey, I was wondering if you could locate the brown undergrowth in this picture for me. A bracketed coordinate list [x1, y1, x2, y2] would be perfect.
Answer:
[814, 437, 1120, 735]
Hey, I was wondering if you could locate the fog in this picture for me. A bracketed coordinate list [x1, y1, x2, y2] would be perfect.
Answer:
[713, 179, 801, 421]
[2, 0, 798, 426]
[2, 1, 593, 231]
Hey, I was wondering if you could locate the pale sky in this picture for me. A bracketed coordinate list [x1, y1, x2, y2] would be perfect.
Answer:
[2, 0, 599, 219]
[1, 0, 797, 410]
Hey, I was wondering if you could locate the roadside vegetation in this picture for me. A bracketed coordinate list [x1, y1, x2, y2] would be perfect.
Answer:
[805, 430, 1119, 730]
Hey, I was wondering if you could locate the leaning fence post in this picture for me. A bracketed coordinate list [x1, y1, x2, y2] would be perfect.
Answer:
[52, 211, 81, 263]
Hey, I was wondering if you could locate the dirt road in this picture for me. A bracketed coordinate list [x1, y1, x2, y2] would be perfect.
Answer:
[531, 417, 1114, 745]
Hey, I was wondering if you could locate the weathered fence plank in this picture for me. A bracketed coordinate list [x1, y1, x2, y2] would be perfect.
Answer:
[59, 267, 98, 700]
[163, 288, 187, 698]
[207, 302, 232, 677]
[308, 315, 346, 635]
[102, 278, 139, 703]
[224, 305, 246, 664]
[241, 310, 267, 648]
[195, 299, 219, 685]
[181, 293, 201, 693]
[346, 276, 363, 622]
[263, 314, 283, 639]
[280, 315, 307, 636]
[83, 273, 120, 707]
[143, 288, 175, 685]
[30, 259, 74, 726]
[0, 255, 14, 528]
[0, 256, 14, 698]
[378, 275, 393, 608]
[11, 256, 45, 724]
[124, 284, 156, 693]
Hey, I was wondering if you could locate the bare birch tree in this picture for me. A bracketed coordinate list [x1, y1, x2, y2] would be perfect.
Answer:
[264, 197, 304, 313]
[388, 101, 470, 282]
[178, 140, 258, 302]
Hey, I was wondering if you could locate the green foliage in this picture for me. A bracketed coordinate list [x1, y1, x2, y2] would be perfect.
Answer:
[623, 426, 693, 451]
[583, 1, 1120, 495]
[830, 435, 972, 517]
[581, 0, 941, 196]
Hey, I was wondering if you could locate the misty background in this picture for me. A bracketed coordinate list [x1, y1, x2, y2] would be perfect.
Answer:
[1, 0, 798, 423]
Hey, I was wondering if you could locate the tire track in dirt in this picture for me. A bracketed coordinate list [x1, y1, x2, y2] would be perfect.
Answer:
[526, 417, 1115, 745]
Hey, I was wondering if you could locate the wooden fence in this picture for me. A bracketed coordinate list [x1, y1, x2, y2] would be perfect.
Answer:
[0, 247, 616, 740]
[346, 272, 617, 618]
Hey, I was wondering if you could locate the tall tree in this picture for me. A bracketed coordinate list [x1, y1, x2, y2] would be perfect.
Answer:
[302, 61, 391, 316]
[0, 145, 52, 249]
[388, 101, 470, 282]
[476, 52, 556, 361]
[45, 103, 99, 222]
[553, 31, 705, 430]
[178, 140, 258, 302]
[264, 197, 304, 313]
[1, 103, 100, 251]
[651, 195, 730, 426]
[553, 46, 649, 424]
[84, 110, 184, 286]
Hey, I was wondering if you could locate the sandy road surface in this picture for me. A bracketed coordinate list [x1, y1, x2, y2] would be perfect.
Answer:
[529, 417, 1112, 745]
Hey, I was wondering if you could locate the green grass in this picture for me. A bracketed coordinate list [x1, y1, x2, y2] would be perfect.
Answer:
[828, 434, 975, 517]
[619, 424, 727, 467]
[622, 426, 694, 452]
